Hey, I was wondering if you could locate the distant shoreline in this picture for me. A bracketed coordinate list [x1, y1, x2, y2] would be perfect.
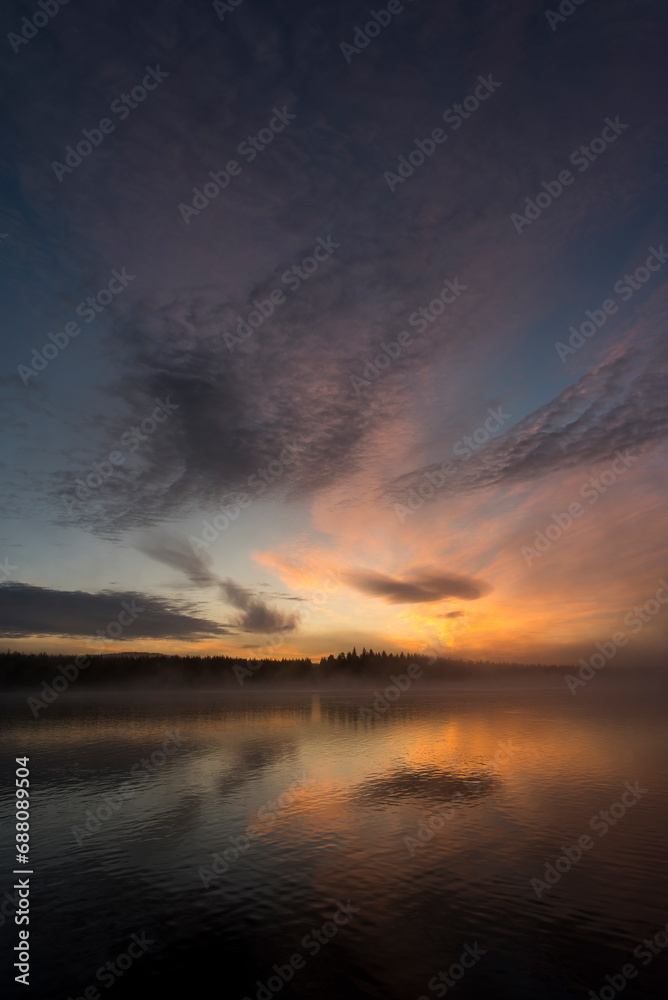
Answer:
[1, 649, 662, 693]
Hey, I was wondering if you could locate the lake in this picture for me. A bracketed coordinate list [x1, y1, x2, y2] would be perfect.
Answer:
[1, 684, 666, 999]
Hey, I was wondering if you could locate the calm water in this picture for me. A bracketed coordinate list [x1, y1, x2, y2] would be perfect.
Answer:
[1, 686, 667, 999]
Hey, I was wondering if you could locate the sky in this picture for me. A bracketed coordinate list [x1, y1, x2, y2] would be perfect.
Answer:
[0, 0, 667, 666]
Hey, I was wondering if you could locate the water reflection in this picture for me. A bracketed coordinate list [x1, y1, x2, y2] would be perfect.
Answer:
[0, 688, 666, 1000]
[353, 765, 498, 807]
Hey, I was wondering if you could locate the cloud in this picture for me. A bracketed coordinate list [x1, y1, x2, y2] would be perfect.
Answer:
[31, 3, 667, 540]
[136, 533, 219, 587]
[0, 583, 230, 641]
[136, 533, 299, 633]
[344, 569, 491, 604]
[383, 343, 668, 505]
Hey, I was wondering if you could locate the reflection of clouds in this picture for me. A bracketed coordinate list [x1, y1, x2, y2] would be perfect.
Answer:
[239, 737, 298, 772]
[215, 737, 300, 796]
[133, 792, 203, 842]
[352, 765, 498, 808]
[216, 767, 250, 798]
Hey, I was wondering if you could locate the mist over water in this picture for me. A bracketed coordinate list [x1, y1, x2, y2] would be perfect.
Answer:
[1, 684, 666, 999]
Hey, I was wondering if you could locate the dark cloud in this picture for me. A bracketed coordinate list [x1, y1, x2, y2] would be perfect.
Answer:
[137, 532, 299, 633]
[2, 0, 667, 672]
[0, 582, 230, 641]
[9, 0, 661, 539]
[136, 533, 218, 587]
[344, 569, 491, 604]
[383, 343, 668, 506]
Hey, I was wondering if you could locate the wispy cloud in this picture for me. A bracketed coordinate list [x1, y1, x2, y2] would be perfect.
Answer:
[382, 343, 668, 506]
[137, 533, 299, 633]
[344, 569, 491, 604]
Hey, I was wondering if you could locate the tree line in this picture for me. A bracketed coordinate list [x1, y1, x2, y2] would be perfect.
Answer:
[0, 646, 574, 689]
